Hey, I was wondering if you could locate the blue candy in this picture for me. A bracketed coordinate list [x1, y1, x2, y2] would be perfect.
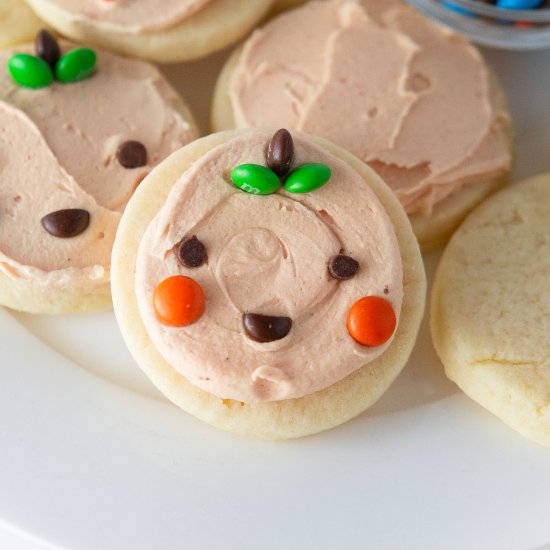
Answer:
[441, 0, 476, 16]
[496, 0, 544, 8]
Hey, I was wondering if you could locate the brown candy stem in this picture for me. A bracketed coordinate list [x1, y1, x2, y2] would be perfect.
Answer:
[177, 235, 207, 268]
[328, 255, 359, 280]
[117, 140, 148, 169]
[267, 129, 294, 178]
[35, 29, 60, 70]
[41, 208, 90, 238]
[243, 313, 292, 343]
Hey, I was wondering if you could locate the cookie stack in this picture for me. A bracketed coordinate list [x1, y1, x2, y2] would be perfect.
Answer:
[1, 0, 546, 445]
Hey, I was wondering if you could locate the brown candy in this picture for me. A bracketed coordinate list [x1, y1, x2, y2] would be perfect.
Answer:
[177, 235, 207, 268]
[41, 208, 90, 238]
[328, 254, 359, 280]
[243, 313, 292, 343]
[35, 29, 60, 71]
[267, 129, 294, 178]
[116, 140, 148, 169]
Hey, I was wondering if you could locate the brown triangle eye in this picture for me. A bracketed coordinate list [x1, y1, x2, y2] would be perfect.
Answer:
[328, 254, 359, 280]
[117, 140, 148, 168]
[177, 235, 207, 268]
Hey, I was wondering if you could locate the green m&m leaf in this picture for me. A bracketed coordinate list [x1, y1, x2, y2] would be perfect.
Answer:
[230, 164, 280, 195]
[55, 48, 96, 83]
[284, 163, 331, 194]
[7, 54, 53, 89]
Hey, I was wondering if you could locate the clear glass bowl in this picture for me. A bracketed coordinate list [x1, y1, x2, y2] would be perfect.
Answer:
[408, 0, 550, 49]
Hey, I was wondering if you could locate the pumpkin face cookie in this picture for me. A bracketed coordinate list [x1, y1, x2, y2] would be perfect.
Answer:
[0, 34, 198, 314]
[111, 129, 426, 438]
[431, 173, 550, 447]
[22, 0, 274, 63]
[212, 0, 513, 251]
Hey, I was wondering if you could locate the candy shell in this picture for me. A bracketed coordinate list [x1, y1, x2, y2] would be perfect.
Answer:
[35, 29, 60, 70]
[153, 275, 205, 327]
[55, 48, 96, 84]
[497, 0, 544, 8]
[243, 313, 292, 343]
[267, 129, 294, 177]
[441, 0, 476, 16]
[284, 163, 331, 194]
[347, 296, 396, 347]
[7, 53, 53, 89]
[41, 208, 90, 238]
[231, 164, 280, 195]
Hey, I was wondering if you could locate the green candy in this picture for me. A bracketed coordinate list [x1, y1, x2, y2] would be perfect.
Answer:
[55, 48, 96, 83]
[7, 54, 53, 89]
[284, 163, 331, 194]
[231, 164, 280, 195]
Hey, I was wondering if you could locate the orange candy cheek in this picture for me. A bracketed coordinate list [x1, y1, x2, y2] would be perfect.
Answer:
[347, 296, 396, 347]
[153, 275, 205, 327]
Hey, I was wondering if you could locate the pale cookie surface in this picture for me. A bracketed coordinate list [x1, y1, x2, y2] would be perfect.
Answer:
[212, 0, 513, 250]
[111, 130, 426, 439]
[23, 0, 274, 63]
[0, 0, 44, 48]
[431, 173, 550, 447]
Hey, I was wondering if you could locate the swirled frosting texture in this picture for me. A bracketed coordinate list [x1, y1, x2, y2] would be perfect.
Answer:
[135, 132, 403, 402]
[38, 0, 214, 34]
[0, 43, 196, 288]
[229, 0, 512, 215]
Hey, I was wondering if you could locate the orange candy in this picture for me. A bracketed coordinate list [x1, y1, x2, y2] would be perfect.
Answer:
[346, 295, 396, 347]
[153, 275, 205, 327]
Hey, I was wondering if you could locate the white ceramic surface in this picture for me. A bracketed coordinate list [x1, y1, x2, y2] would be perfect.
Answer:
[1, 42, 550, 550]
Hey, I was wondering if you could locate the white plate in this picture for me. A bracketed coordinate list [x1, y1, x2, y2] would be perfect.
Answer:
[1, 44, 550, 550]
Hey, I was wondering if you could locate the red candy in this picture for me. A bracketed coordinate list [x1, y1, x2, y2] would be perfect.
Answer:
[153, 275, 205, 327]
[347, 296, 396, 347]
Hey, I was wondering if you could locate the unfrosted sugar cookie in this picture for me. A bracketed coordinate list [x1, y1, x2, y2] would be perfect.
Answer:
[212, 0, 513, 251]
[0, 33, 198, 314]
[431, 173, 550, 447]
[22, 0, 274, 63]
[111, 129, 426, 439]
[0, 0, 44, 49]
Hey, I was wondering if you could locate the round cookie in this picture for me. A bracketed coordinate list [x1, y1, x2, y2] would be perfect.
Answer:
[111, 129, 426, 439]
[22, 0, 274, 63]
[211, 0, 513, 251]
[431, 173, 550, 447]
[0, 36, 198, 314]
[0, 0, 44, 49]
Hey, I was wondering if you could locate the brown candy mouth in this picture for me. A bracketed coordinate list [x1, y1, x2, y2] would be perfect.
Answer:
[243, 312, 292, 343]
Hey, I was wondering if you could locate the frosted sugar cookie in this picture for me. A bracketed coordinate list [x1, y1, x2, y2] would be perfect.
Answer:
[111, 128, 426, 439]
[0, 33, 198, 314]
[431, 173, 550, 447]
[212, 0, 513, 251]
[23, 0, 274, 63]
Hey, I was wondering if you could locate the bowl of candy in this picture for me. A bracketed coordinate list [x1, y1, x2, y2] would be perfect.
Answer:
[408, 0, 550, 49]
